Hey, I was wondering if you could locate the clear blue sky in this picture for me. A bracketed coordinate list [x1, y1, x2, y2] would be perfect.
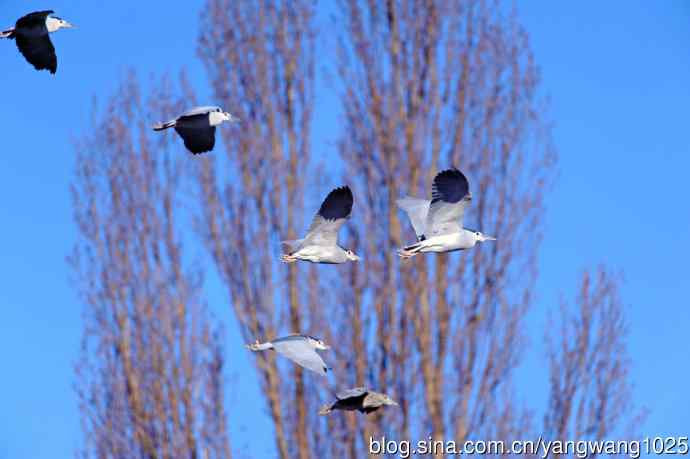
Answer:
[1, 1, 688, 458]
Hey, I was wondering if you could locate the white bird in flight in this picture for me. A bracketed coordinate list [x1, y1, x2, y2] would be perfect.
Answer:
[246, 335, 330, 376]
[1, 10, 74, 74]
[152, 106, 239, 154]
[281, 186, 360, 264]
[397, 168, 495, 258]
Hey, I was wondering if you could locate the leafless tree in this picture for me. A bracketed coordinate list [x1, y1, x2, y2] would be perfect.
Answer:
[320, 0, 555, 455]
[71, 74, 231, 459]
[196, 1, 319, 458]
[544, 267, 640, 454]
[68, 1, 639, 458]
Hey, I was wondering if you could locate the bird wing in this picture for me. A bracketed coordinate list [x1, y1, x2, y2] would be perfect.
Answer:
[336, 387, 367, 400]
[273, 339, 328, 376]
[425, 168, 471, 237]
[396, 196, 430, 240]
[16, 11, 54, 29]
[175, 125, 216, 154]
[180, 106, 219, 117]
[302, 186, 353, 247]
[15, 33, 57, 74]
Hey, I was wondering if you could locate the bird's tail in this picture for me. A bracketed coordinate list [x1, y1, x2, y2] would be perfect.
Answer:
[318, 404, 333, 416]
[152, 120, 176, 131]
[280, 239, 304, 253]
[0, 28, 15, 39]
[245, 341, 273, 351]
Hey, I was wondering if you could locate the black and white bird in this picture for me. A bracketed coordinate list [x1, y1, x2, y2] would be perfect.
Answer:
[319, 387, 398, 415]
[246, 335, 330, 376]
[152, 106, 239, 154]
[281, 186, 360, 264]
[397, 168, 495, 258]
[1, 11, 74, 74]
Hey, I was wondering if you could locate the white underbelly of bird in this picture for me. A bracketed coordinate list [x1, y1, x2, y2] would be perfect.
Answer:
[399, 232, 474, 258]
[284, 245, 348, 264]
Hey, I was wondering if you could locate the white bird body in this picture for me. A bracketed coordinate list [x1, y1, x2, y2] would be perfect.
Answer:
[285, 244, 350, 264]
[397, 168, 495, 258]
[281, 186, 360, 264]
[407, 230, 477, 254]
[246, 335, 330, 376]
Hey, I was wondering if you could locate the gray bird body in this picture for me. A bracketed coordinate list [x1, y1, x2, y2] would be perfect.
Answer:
[319, 387, 398, 415]
[281, 186, 360, 264]
[152, 106, 238, 154]
[397, 168, 495, 257]
[246, 334, 330, 376]
[1, 11, 74, 74]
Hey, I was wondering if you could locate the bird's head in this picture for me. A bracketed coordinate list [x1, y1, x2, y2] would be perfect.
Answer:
[47, 16, 75, 32]
[308, 336, 330, 350]
[381, 394, 398, 406]
[474, 231, 496, 243]
[345, 249, 361, 261]
[223, 111, 240, 123]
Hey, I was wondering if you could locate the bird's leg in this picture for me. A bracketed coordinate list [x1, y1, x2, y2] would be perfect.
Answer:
[397, 248, 417, 259]
[280, 253, 297, 263]
[0, 28, 14, 39]
[397, 243, 423, 259]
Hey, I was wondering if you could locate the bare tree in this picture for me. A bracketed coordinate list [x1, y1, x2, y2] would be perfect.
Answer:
[194, 0, 636, 457]
[71, 74, 231, 459]
[544, 267, 639, 453]
[323, 0, 554, 454]
[196, 1, 318, 458]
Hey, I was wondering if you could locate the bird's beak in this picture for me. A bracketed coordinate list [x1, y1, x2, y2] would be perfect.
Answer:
[481, 234, 496, 242]
[63, 21, 75, 28]
[389, 399, 399, 406]
[226, 112, 240, 122]
[322, 344, 331, 350]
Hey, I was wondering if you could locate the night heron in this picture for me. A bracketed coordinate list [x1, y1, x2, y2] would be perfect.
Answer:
[246, 334, 330, 376]
[397, 168, 495, 258]
[319, 387, 398, 415]
[281, 186, 360, 264]
[152, 106, 239, 154]
[1, 10, 74, 74]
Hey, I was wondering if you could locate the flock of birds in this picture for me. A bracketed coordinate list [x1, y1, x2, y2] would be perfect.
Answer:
[4, 10, 495, 417]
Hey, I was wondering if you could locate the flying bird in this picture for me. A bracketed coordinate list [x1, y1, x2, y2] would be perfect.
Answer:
[246, 334, 330, 376]
[1, 10, 74, 74]
[281, 186, 360, 264]
[319, 387, 398, 415]
[397, 168, 495, 258]
[152, 106, 239, 154]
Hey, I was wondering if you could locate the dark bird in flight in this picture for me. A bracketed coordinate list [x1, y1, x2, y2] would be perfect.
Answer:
[1, 10, 74, 74]
[153, 106, 239, 154]
[319, 387, 398, 415]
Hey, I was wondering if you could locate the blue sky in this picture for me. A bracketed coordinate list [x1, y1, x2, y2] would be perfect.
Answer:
[0, 1, 688, 458]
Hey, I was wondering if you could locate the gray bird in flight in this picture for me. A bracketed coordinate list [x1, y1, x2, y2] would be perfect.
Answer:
[246, 334, 330, 376]
[397, 168, 495, 258]
[1, 10, 74, 74]
[153, 106, 239, 154]
[319, 387, 398, 415]
[281, 186, 360, 264]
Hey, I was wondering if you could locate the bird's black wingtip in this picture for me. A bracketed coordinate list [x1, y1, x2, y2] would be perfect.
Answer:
[318, 185, 354, 220]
